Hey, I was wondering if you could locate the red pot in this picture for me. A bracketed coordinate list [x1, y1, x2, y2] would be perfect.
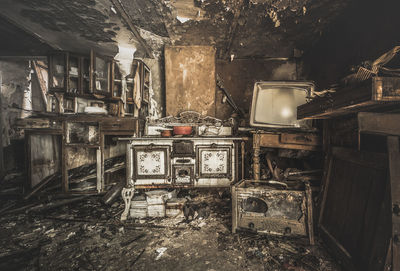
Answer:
[161, 130, 172, 137]
[173, 126, 192, 135]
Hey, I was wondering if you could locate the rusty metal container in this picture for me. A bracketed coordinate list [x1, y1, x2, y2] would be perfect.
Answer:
[232, 179, 312, 239]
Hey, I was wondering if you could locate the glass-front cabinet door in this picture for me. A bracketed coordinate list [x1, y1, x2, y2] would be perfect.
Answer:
[91, 50, 111, 96]
[111, 61, 122, 99]
[67, 54, 79, 94]
[81, 56, 91, 94]
[49, 52, 67, 91]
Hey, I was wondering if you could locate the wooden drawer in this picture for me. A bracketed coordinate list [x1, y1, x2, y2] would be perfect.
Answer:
[101, 119, 137, 131]
[256, 132, 321, 151]
[280, 133, 321, 146]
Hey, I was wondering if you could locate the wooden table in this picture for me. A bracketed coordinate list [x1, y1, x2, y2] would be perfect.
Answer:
[252, 130, 321, 180]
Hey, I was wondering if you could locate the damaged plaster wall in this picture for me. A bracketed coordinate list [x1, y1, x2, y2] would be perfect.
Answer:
[0, 60, 30, 147]
[0, 59, 44, 172]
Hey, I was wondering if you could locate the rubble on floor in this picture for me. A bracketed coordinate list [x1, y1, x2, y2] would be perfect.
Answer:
[0, 174, 341, 271]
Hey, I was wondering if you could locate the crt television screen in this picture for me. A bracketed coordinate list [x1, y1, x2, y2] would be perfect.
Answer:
[250, 81, 314, 128]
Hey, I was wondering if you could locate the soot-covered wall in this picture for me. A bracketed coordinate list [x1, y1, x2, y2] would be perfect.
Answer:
[303, 0, 400, 89]
[216, 59, 301, 121]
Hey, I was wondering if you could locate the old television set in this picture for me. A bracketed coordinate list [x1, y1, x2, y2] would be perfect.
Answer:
[249, 81, 314, 129]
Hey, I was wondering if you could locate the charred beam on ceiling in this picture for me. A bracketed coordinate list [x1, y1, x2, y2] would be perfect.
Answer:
[110, 0, 154, 58]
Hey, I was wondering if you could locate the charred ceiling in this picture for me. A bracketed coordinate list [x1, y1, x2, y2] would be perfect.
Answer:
[0, 0, 351, 58]
[118, 0, 351, 58]
[0, 15, 53, 56]
[18, 0, 118, 43]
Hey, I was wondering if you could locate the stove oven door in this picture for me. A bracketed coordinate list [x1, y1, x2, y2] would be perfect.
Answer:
[132, 145, 170, 185]
[172, 164, 194, 186]
[196, 144, 232, 187]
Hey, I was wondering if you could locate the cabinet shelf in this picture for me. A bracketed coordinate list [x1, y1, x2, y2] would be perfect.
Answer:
[65, 143, 100, 148]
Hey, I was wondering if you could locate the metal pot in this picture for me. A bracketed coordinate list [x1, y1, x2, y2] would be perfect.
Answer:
[161, 129, 172, 137]
[173, 126, 192, 135]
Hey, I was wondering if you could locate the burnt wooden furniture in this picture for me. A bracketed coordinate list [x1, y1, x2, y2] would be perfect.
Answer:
[232, 179, 315, 245]
[90, 50, 112, 96]
[298, 77, 400, 119]
[319, 147, 392, 271]
[18, 116, 142, 194]
[125, 59, 150, 117]
[252, 131, 321, 180]
[111, 61, 122, 99]
[48, 51, 91, 95]
[62, 116, 142, 193]
[48, 50, 151, 116]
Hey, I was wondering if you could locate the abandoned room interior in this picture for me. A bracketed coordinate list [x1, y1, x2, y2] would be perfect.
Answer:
[0, 0, 400, 270]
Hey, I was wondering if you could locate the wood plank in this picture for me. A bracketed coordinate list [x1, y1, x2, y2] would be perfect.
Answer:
[305, 181, 315, 245]
[32, 60, 47, 106]
[320, 146, 390, 270]
[23, 172, 59, 200]
[340, 165, 375, 266]
[318, 154, 333, 225]
[62, 121, 68, 192]
[367, 176, 392, 271]
[320, 224, 352, 260]
[359, 112, 400, 136]
[323, 159, 354, 242]
[359, 170, 387, 270]
[280, 133, 321, 146]
[387, 136, 400, 271]
[96, 147, 101, 193]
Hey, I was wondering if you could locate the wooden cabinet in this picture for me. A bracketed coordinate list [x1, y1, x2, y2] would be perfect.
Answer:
[90, 50, 112, 96]
[61, 116, 142, 193]
[142, 63, 150, 104]
[124, 59, 150, 117]
[48, 51, 150, 119]
[48, 51, 91, 95]
[48, 52, 67, 92]
[111, 61, 122, 99]
[80, 56, 91, 94]
[252, 131, 321, 180]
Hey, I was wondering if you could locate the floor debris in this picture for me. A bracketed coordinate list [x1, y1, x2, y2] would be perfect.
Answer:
[0, 174, 342, 270]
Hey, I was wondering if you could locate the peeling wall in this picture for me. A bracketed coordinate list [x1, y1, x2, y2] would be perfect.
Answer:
[0, 60, 30, 147]
[0, 59, 46, 172]
[143, 57, 164, 118]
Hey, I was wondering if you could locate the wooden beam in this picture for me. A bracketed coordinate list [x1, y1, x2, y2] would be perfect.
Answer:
[32, 61, 48, 107]
[359, 112, 400, 136]
[111, 0, 154, 58]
